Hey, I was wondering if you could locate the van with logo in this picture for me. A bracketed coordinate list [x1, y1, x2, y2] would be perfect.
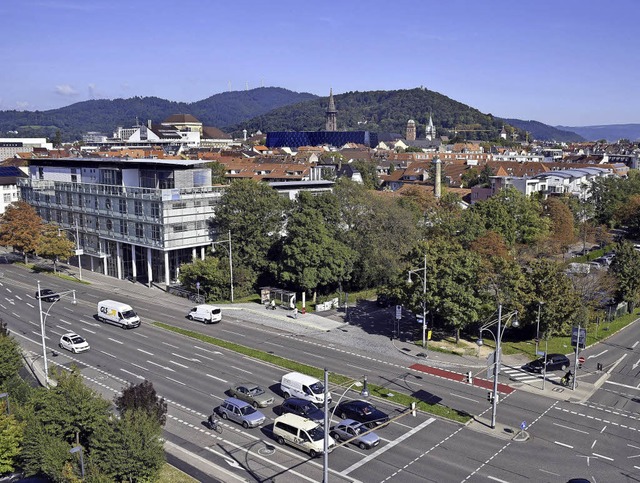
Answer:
[187, 304, 222, 324]
[97, 300, 141, 329]
[273, 413, 334, 458]
[280, 372, 331, 405]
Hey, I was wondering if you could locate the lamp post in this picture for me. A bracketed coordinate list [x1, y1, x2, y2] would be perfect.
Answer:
[476, 304, 519, 429]
[535, 302, 544, 356]
[58, 219, 83, 281]
[323, 369, 368, 483]
[70, 446, 85, 479]
[211, 230, 234, 302]
[37, 280, 77, 386]
[407, 254, 428, 350]
[0, 392, 9, 415]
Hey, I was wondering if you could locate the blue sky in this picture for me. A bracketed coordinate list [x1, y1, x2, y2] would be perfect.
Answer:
[1, 0, 637, 126]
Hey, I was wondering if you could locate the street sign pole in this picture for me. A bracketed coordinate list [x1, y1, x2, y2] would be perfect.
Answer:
[572, 324, 580, 391]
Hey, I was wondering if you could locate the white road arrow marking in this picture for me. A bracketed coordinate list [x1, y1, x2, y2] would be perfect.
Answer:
[224, 458, 241, 469]
[632, 358, 640, 370]
[587, 349, 608, 359]
[147, 360, 175, 372]
[171, 352, 201, 362]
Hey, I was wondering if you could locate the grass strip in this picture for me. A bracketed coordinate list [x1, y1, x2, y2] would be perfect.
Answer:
[154, 322, 471, 424]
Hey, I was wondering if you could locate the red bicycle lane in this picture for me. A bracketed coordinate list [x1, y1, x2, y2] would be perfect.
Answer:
[409, 363, 515, 394]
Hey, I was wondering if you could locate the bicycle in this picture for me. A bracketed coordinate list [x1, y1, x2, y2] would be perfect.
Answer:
[208, 415, 223, 434]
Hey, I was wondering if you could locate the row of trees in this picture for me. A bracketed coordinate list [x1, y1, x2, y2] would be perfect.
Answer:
[181, 172, 640, 341]
[0, 320, 166, 482]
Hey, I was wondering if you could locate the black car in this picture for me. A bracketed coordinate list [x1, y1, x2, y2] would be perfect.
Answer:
[35, 289, 60, 302]
[524, 353, 570, 373]
[334, 399, 390, 428]
[279, 397, 325, 424]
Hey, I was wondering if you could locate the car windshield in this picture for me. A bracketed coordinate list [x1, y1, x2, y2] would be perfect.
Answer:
[70, 336, 84, 344]
[308, 426, 324, 441]
[240, 406, 256, 416]
[309, 382, 324, 394]
[362, 406, 373, 415]
[121, 309, 137, 319]
[302, 404, 315, 414]
[248, 387, 264, 396]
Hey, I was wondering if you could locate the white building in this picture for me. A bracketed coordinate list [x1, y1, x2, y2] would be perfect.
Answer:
[0, 138, 53, 159]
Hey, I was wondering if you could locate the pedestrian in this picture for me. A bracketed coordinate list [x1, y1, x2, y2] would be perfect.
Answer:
[293, 307, 298, 319]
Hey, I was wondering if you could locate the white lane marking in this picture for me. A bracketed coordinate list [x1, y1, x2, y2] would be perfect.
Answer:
[147, 360, 175, 372]
[632, 341, 639, 349]
[194, 353, 216, 362]
[171, 352, 201, 362]
[26, 302, 34, 308]
[169, 360, 189, 369]
[206, 373, 228, 383]
[230, 365, 252, 374]
[604, 380, 640, 391]
[539, 469, 560, 477]
[162, 342, 179, 349]
[78, 319, 100, 327]
[591, 440, 597, 449]
[341, 417, 436, 475]
[487, 477, 510, 483]
[58, 319, 72, 325]
[601, 425, 607, 433]
[134, 332, 148, 338]
[107, 338, 123, 344]
[552, 422, 589, 434]
[194, 345, 222, 355]
[121, 368, 144, 380]
[633, 358, 640, 370]
[83, 329, 96, 334]
[592, 452, 614, 461]
[554, 441, 573, 449]
[131, 362, 148, 372]
[166, 376, 186, 386]
[137, 349, 154, 356]
[587, 349, 608, 359]
[263, 341, 284, 347]
[100, 351, 117, 359]
[450, 392, 480, 403]
[608, 353, 627, 374]
[220, 329, 245, 337]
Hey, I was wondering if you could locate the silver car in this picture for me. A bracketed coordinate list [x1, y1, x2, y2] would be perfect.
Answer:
[217, 397, 266, 428]
[330, 419, 380, 450]
[229, 383, 275, 408]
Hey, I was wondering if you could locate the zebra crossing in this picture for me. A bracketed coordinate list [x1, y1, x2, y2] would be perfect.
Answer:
[501, 364, 562, 384]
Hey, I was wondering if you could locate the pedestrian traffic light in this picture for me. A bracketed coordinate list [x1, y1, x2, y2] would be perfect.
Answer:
[410, 401, 417, 417]
[487, 391, 493, 403]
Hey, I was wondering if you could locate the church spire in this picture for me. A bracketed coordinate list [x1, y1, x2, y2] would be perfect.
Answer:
[325, 88, 337, 131]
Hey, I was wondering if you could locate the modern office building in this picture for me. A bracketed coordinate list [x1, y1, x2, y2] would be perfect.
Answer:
[18, 157, 226, 286]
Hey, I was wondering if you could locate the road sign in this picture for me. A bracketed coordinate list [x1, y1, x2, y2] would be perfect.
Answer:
[520, 421, 527, 430]
[571, 327, 586, 349]
[536, 351, 546, 356]
[395, 305, 402, 320]
[578, 356, 585, 364]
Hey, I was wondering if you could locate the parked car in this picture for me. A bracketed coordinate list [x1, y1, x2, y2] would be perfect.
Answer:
[35, 288, 60, 302]
[59, 332, 90, 353]
[330, 419, 380, 449]
[524, 353, 570, 373]
[228, 383, 274, 408]
[334, 399, 390, 428]
[217, 397, 266, 428]
[279, 397, 324, 423]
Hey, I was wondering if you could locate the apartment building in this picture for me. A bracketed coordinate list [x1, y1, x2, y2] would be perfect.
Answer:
[18, 157, 225, 286]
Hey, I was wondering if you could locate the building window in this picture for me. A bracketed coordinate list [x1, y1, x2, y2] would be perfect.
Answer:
[151, 203, 160, 218]
[105, 198, 112, 210]
[151, 225, 161, 241]
[173, 224, 188, 233]
[56, 211, 62, 223]
[3, 193, 10, 202]
[135, 200, 143, 216]
[119, 220, 128, 235]
[56, 193, 62, 204]
[66, 193, 73, 206]
[173, 201, 187, 210]
[94, 196, 99, 209]
[106, 219, 113, 231]
[96, 218, 101, 230]
[119, 199, 127, 214]
[135, 223, 144, 238]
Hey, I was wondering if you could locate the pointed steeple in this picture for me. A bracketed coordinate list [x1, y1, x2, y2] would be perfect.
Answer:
[425, 112, 436, 141]
[325, 88, 337, 131]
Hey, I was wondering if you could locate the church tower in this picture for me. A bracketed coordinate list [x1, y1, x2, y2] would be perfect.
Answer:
[325, 88, 337, 132]
[406, 120, 416, 141]
[425, 114, 436, 141]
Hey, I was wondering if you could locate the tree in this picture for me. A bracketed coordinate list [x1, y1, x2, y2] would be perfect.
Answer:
[614, 194, 640, 238]
[0, 322, 23, 385]
[90, 410, 164, 482]
[114, 380, 167, 427]
[0, 411, 25, 474]
[179, 256, 229, 302]
[610, 242, 640, 311]
[37, 224, 75, 274]
[278, 207, 355, 301]
[207, 161, 229, 185]
[0, 201, 43, 263]
[543, 197, 576, 254]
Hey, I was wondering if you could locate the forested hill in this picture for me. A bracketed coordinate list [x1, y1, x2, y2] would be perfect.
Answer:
[503, 118, 584, 142]
[0, 87, 317, 142]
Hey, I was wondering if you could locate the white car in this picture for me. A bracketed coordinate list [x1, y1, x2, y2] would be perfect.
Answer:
[59, 332, 90, 353]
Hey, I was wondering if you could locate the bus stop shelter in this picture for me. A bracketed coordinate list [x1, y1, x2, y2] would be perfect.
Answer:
[260, 287, 296, 309]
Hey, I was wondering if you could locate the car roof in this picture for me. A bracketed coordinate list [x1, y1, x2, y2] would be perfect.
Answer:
[337, 418, 361, 427]
[343, 399, 369, 407]
[62, 332, 81, 338]
[285, 397, 311, 405]
[224, 397, 250, 407]
[235, 382, 259, 388]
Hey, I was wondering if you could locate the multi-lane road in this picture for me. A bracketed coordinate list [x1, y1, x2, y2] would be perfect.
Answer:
[1, 262, 639, 482]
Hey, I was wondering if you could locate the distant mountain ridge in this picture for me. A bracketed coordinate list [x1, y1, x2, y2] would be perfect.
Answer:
[555, 124, 640, 142]
[0, 87, 317, 142]
[501, 119, 585, 143]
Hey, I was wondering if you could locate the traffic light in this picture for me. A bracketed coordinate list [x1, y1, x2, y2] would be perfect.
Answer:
[487, 391, 493, 403]
[410, 401, 417, 417]
[466, 371, 473, 384]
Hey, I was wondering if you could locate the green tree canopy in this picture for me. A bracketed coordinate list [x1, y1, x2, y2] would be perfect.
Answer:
[37, 223, 75, 274]
[114, 380, 167, 427]
[0, 201, 43, 263]
[610, 242, 640, 310]
[0, 323, 23, 385]
[0, 411, 25, 474]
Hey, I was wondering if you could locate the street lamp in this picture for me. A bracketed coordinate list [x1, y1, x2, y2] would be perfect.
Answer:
[70, 446, 85, 479]
[0, 392, 9, 415]
[535, 301, 544, 356]
[58, 218, 83, 281]
[323, 369, 368, 483]
[211, 229, 234, 302]
[476, 304, 519, 429]
[407, 254, 428, 350]
[37, 280, 77, 387]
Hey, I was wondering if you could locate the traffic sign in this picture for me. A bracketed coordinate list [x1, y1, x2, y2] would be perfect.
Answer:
[536, 351, 546, 356]
[578, 356, 585, 364]
[571, 327, 587, 349]
[395, 305, 402, 320]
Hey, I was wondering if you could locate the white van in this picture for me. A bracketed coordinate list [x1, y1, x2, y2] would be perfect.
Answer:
[97, 300, 141, 329]
[281, 372, 331, 405]
[273, 413, 334, 458]
[187, 304, 222, 324]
